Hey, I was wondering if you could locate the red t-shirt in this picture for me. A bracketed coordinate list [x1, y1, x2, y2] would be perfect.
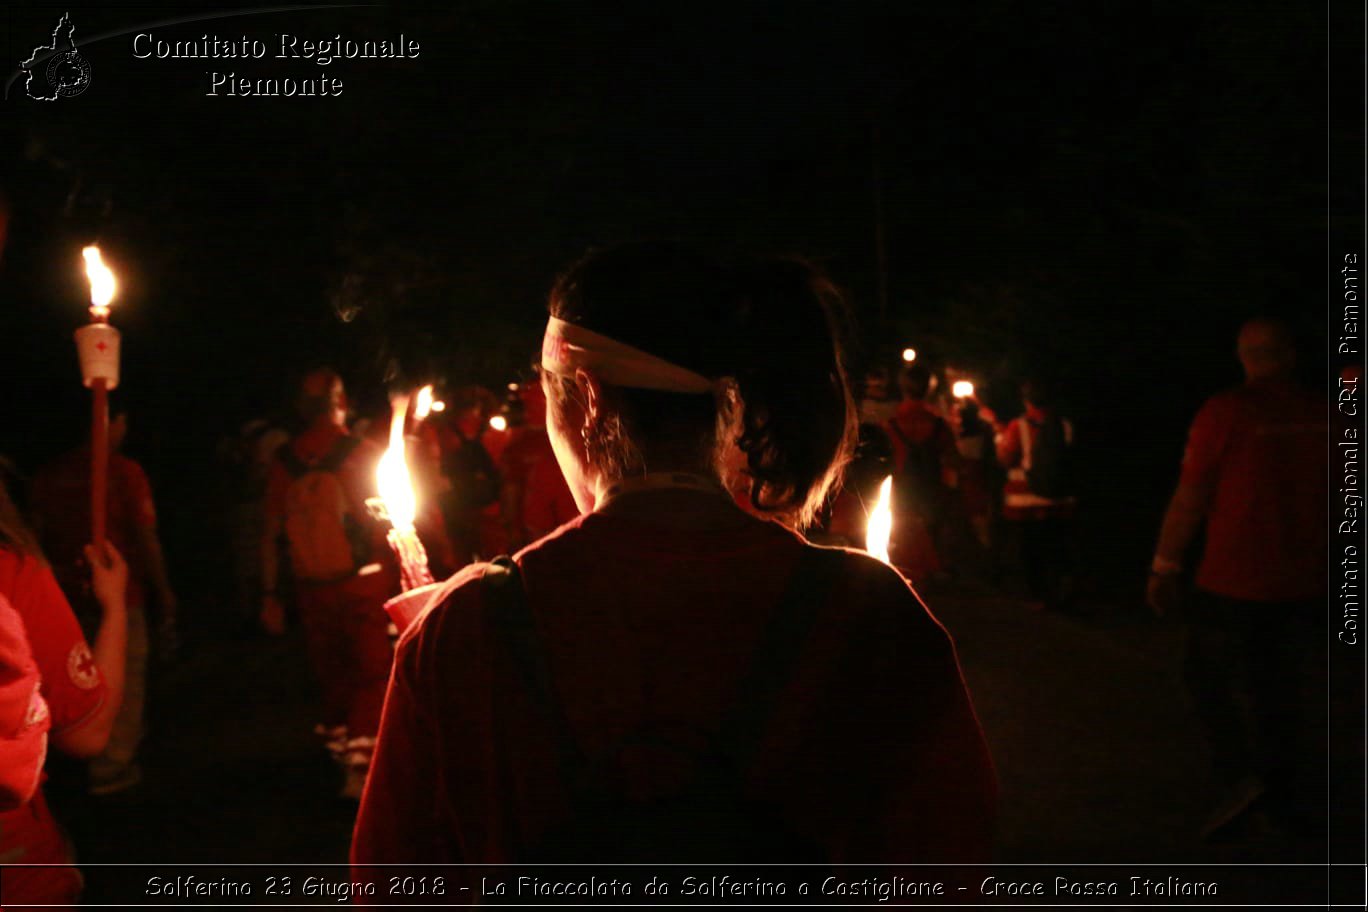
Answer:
[352, 495, 996, 880]
[0, 548, 106, 872]
[885, 400, 960, 487]
[31, 448, 157, 610]
[1180, 380, 1327, 601]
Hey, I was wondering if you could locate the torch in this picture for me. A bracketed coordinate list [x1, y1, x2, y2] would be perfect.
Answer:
[952, 380, 975, 400]
[75, 247, 119, 549]
[370, 393, 441, 633]
[866, 475, 894, 565]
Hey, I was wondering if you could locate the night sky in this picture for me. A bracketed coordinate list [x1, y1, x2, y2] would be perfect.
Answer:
[0, 1, 1354, 580]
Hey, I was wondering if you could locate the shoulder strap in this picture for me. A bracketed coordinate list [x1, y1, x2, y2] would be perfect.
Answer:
[886, 418, 911, 451]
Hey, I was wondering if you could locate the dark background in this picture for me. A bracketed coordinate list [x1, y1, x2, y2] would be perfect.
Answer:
[0, 0, 1343, 604]
[0, 0, 1363, 891]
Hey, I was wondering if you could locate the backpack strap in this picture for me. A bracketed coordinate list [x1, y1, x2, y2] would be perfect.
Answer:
[885, 417, 912, 451]
[277, 435, 362, 478]
[712, 548, 837, 768]
[484, 556, 586, 777]
[484, 548, 838, 780]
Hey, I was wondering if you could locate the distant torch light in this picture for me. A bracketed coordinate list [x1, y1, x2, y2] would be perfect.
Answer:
[430, 400, 446, 413]
[901, 348, 917, 363]
[952, 380, 975, 399]
[413, 384, 435, 420]
[489, 415, 508, 432]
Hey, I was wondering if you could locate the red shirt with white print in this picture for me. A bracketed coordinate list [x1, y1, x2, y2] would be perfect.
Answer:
[1179, 379, 1327, 602]
[0, 592, 49, 811]
[0, 548, 105, 899]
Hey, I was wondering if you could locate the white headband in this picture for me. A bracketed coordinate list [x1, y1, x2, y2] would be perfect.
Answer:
[540, 316, 717, 394]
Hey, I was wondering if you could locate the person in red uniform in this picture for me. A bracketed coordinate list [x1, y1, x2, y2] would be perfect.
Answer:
[353, 244, 996, 884]
[30, 404, 176, 795]
[500, 383, 578, 546]
[0, 593, 49, 811]
[261, 369, 396, 799]
[884, 363, 960, 582]
[1148, 318, 1327, 838]
[0, 479, 127, 908]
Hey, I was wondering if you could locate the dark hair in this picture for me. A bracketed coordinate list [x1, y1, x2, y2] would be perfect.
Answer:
[546, 242, 857, 527]
[898, 363, 932, 399]
[0, 478, 42, 559]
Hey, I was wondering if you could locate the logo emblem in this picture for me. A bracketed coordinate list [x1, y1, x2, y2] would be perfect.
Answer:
[22, 13, 91, 101]
[23, 685, 49, 729]
[67, 643, 100, 690]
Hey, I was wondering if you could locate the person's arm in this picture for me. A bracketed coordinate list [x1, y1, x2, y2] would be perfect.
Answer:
[838, 570, 996, 867]
[1146, 398, 1230, 615]
[352, 624, 453, 898]
[1152, 481, 1215, 571]
[51, 542, 128, 758]
[873, 642, 996, 863]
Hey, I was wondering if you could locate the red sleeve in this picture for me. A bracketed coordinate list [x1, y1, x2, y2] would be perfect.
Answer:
[0, 593, 50, 810]
[10, 557, 105, 735]
[352, 573, 472, 875]
[351, 648, 445, 873]
[838, 562, 998, 865]
[1179, 395, 1234, 488]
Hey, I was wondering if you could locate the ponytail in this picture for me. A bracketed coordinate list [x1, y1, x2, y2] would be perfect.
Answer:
[729, 257, 857, 527]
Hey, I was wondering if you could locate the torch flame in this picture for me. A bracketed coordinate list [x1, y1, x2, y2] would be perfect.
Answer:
[866, 475, 894, 564]
[489, 414, 508, 432]
[413, 384, 435, 420]
[82, 246, 117, 318]
[901, 348, 917, 363]
[376, 394, 417, 532]
[952, 380, 975, 399]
